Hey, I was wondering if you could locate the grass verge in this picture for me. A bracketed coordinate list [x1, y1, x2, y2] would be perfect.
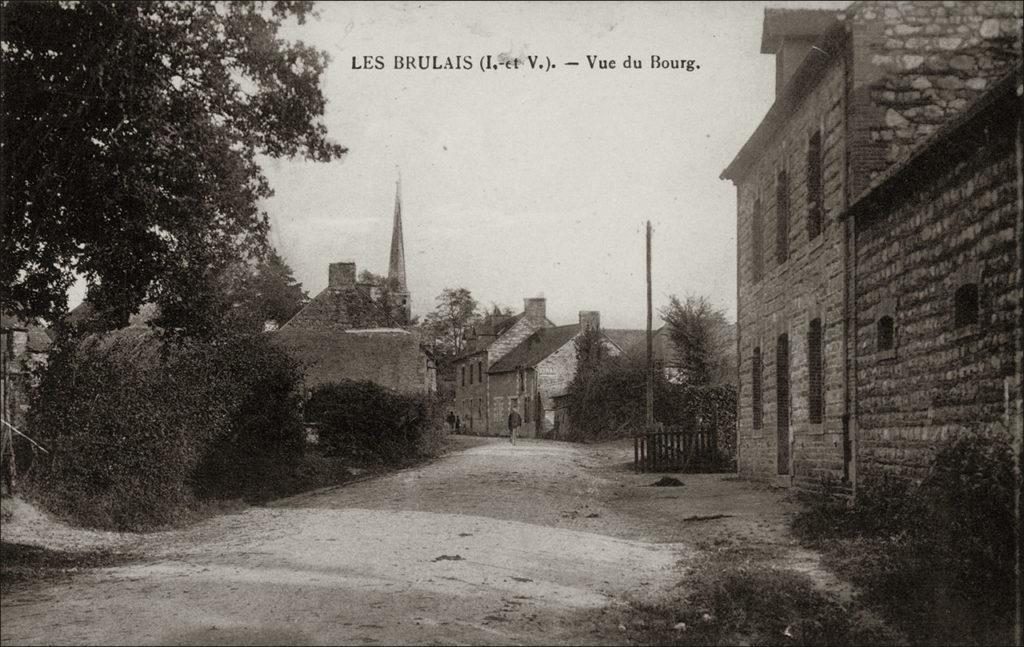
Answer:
[616, 539, 904, 646]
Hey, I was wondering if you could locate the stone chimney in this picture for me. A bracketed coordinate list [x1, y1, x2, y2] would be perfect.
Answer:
[523, 298, 546, 323]
[760, 9, 841, 98]
[578, 310, 600, 333]
[328, 262, 356, 289]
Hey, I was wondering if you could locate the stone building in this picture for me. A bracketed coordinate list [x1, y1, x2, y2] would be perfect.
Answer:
[487, 311, 621, 438]
[273, 180, 435, 395]
[847, 68, 1021, 479]
[452, 298, 553, 434]
[721, 2, 1022, 488]
[0, 314, 51, 431]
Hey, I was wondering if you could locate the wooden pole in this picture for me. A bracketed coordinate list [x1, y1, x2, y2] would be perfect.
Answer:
[646, 221, 654, 431]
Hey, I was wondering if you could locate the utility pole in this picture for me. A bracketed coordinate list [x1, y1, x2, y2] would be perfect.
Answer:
[646, 221, 654, 430]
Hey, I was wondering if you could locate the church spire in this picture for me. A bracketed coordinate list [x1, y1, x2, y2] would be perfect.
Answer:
[388, 171, 410, 319]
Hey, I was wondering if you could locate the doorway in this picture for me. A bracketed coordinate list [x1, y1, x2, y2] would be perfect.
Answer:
[776, 333, 790, 475]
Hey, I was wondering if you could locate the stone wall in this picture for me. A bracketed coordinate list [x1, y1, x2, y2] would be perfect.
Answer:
[453, 350, 488, 434]
[487, 370, 539, 437]
[847, 0, 1022, 195]
[731, 0, 1021, 489]
[735, 55, 850, 488]
[853, 93, 1020, 479]
[272, 329, 433, 395]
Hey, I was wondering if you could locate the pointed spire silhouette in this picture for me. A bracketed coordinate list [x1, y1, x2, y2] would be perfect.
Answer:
[388, 171, 408, 295]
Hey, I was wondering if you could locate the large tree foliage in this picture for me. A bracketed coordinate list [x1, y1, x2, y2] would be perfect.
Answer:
[659, 295, 736, 387]
[1, 1, 345, 329]
[419, 287, 480, 377]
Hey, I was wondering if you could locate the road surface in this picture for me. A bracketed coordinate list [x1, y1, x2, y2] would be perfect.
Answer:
[1, 436, 796, 645]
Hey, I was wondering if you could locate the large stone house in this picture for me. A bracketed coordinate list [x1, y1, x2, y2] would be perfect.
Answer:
[452, 298, 553, 434]
[273, 181, 435, 395]
[847, 68, 1021, 480]
[722, 2, 1022, 489]
[454, 306, 622, 438]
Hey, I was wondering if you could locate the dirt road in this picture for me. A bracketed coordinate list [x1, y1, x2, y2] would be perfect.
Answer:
[1, 436, 798, 645]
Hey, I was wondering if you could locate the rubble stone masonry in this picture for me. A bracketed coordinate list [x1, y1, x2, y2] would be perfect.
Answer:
[731, 0, 1021, 488]
[852, 87, 1020, 479]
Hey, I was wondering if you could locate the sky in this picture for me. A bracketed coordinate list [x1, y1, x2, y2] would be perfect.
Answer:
[71, 1, 849, 329]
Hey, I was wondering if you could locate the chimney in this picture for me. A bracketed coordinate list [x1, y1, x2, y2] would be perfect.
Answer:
[760, 9, 842, 98]
[328, 262, 356, 289]
[523, 297, 546, 323]
[578, 310, 600, 333]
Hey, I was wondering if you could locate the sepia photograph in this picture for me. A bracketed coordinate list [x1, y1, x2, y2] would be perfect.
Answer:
[1, 1, 1022, 645]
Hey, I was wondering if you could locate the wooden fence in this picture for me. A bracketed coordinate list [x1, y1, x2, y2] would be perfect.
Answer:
[633, 424, 719, 473]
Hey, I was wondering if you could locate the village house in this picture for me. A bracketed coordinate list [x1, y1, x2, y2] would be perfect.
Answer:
[721, 2, 1022, 489]
[487, 311, 623, 438]
[452, 297, 553, 434]
[273, 181, 436, 395]
[847, 67, 1021, 479]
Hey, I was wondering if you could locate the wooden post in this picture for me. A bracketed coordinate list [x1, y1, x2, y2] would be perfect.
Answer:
[646, 221, 654, 431]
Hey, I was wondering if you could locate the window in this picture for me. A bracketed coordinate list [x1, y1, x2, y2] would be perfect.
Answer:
[469, 362, 473, 384]
[954, 283, 979, 328]
[776, 169, 790, 264]
[752, 347, 763, 430]
[752, 197, 764, 282]
[460, 365, 465, 387]
[807, 319, 824, 424]
[806, 131, 823, 240]
[517, 369, 525, 392]
[478, 361, 483, 383]
[877, 316, 894, 352]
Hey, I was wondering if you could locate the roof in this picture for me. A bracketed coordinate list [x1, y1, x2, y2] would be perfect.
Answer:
[488, 324, 580, 374]
[453, 312, 525, 362]
[602, 328, 646, 354]
[844, 64, 1022, 223]
[760, 8, 843, 53]
[721, 18, 847, 181]
[272, 327, 430, 393]
[2, 313, 52, 353]
[280, 284, 397, 331]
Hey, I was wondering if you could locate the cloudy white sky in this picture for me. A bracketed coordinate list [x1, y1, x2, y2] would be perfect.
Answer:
[252, 1, 849, 328]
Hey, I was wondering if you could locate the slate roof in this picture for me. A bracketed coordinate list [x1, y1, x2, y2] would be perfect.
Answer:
[453, 312, 525, 362]
[280, 285, 397, 331]
[488, 324, 581, 374]
[603, 328, 655, 355]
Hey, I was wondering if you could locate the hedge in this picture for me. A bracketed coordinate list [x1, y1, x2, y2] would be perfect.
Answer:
[25, 327, 305, 530]
[304, 380, 445, 464]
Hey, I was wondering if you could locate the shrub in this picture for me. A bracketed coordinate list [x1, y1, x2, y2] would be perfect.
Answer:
[792, 430, 1019, 645]
[304, 380, 445, 464]
[25, 328, 304, 530]
[561, 354, 736, 469]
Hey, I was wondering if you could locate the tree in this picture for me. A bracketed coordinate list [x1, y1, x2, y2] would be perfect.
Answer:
[1, 1, 345, 331]
[355, 269, 413, 327]
[420, 288, 480, 376]
[573, 324, 608, 383]
[659, 295, 736, 387]
[251, 249, 309, 327]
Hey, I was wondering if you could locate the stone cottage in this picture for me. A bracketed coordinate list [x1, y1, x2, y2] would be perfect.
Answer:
[452, 298, 553, 434]
[722, 2, 1021, 489]
[274, 261, 436, 395]
[486, 311, 621, 438]
[273, 180, 435, 395]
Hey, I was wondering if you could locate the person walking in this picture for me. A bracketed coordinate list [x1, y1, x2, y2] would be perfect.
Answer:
[507, 406, 522, 445]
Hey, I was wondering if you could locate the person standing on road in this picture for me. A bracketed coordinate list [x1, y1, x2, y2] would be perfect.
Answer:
[507, 407, 522, 445]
